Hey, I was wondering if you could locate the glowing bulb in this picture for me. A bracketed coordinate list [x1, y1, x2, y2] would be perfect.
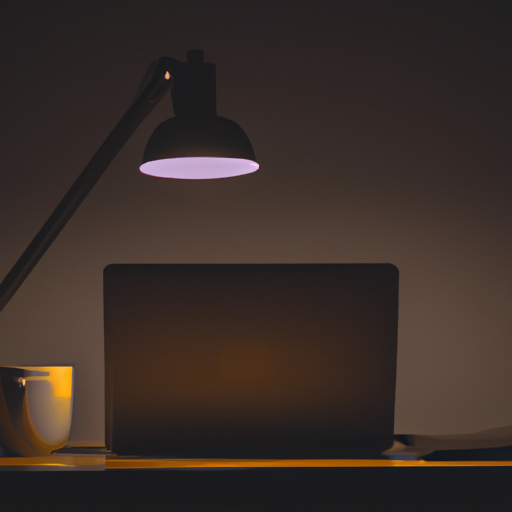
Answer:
[140, 157, 259, 179]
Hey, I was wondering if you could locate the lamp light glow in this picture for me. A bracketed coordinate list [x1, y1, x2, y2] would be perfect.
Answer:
[140, 157, 259, 179]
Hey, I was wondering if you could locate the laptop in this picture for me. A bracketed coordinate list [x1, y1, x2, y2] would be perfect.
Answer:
[103, 264, 399, 458]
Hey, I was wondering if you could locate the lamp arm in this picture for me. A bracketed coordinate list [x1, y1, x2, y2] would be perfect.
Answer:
[0, 57, 176, 314]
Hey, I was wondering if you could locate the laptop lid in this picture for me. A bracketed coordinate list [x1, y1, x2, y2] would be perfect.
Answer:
[104, 264, 399, 458]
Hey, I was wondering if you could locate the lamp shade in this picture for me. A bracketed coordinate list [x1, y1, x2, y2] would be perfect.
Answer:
[140, 115, 259, 179]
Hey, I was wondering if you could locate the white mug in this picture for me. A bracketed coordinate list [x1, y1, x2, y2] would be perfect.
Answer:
[0, 366, 74, 456]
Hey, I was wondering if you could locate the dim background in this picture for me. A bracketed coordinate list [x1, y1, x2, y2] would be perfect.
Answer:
[0, 0, 511, 445]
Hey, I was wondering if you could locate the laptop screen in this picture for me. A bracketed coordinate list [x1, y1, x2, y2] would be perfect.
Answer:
[104, 264, 399, 458]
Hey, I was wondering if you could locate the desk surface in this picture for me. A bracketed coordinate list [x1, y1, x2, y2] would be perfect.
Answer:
[2, 456, 512, 470]
[2, 459, 512, 511]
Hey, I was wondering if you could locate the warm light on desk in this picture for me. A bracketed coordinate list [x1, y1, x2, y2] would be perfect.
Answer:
[2, 457, 512, 470]
[104, 458, 512, 469]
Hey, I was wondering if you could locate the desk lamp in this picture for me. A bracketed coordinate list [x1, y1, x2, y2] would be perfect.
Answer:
[0, 49, 257, 457]
[0, 49, 258, 314]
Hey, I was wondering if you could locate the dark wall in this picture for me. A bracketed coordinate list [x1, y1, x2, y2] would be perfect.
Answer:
[0, 1, 511, 444]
